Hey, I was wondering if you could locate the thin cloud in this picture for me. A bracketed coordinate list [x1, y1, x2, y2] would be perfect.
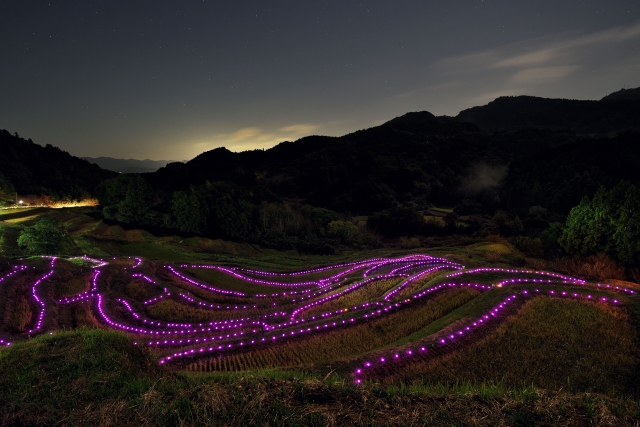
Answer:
[468, 89, 529, 106]
[189, 122, 322, 154]
[279, 124, 318, 135]
[491, 48, 558, 68]
[437, 20, 640, 74]
[511, 66, 579, 84]
[228, 127, 262, 141]
[426, 81, 463, 91]
[430, 20, 640, 111]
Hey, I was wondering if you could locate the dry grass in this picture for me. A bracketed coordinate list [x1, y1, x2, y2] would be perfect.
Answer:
[56, 275, 89, 298]
[125, 281, 154, 300]
[145, 299, 252, 323]
[184, 267, 298, 295]
[552, 253, 625, 281]
[392, 273, 444, 300]
[125, 229, 154, 242]
[188, 288, 481, 372]
[303, 278, 402, 317]
[6, 297, 32, 332]
[475, 243, 512, 254]
[385, 297, 640, 395]
[104, 225, 127, 240]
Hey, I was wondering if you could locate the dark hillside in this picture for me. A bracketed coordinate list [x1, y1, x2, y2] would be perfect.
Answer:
[501, 131, 640, 214]
[147, 113, 521, 212]
[141, 91, 640, 217]
[455, 95, 640, 134]
[0, 130, 116, 199]
[259, 114, 491, 211]
[9, 87, 639, 251]
[147, 147, 258, 192]
[601, 87, 640, 101]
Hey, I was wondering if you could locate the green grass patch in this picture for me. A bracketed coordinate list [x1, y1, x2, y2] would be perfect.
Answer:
[473, 243, 512, 254]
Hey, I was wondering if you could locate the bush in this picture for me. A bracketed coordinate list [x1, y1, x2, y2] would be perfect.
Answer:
[398, 237, 421, 249]
[296, 238, 337, 255]
[552, 253, 625, 281]
[17, 218, 66, 254]
[367, 206, 426, 237]
[560, 181, 640, 266]
[515, 236, 544, 258]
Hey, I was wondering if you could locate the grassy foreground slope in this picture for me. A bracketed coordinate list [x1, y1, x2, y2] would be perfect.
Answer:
[0, 329, 639, 427]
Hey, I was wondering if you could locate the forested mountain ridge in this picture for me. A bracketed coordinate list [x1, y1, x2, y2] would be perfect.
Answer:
[600, 87, 640, 102]
[146, 92, 640, 215]
[147, 113, 560, 213]
[501, 131, 640, 214]
[0, 130, 116, 201]
[454, 94, 640, 134]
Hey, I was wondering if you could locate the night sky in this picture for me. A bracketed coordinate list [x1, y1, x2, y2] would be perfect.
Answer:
[2, 1, 639, 161]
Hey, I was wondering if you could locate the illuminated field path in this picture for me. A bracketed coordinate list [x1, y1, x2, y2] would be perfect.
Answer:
[0, 254, 636, 382]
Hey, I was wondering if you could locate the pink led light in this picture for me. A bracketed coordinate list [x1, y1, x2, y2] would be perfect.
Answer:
[28, 257, 57, 333]
[4, 253, 632, 373]
[167, 266, 245, 296]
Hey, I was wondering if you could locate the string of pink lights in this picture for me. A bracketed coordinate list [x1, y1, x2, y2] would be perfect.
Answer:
[0, 265, 27, 347]
[28, 257, 57, 334]
[352, 287, 623, 384]
[151, 260, 634, 365]
[4, 253, 636, 377]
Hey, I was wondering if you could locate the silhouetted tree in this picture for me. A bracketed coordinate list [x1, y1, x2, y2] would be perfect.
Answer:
[116, 175, 149, 223]
[326, 220, 360, 245]
[0, 172, 15, 206]
[171, 190, 206, 234]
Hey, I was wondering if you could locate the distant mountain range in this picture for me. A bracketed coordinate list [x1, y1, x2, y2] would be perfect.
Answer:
[81, 157, 184, 174]
[2, 87, 639, 215]
[144, 88, 640, 214]
[454, 92, 640, 134]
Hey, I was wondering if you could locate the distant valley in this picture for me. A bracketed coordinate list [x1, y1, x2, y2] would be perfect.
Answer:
[81, 157, 185, 174]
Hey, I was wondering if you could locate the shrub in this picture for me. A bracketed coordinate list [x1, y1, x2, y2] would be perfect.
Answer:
[515, 236, 544, 258]
[560, 181, 640, 266]
[17, 218, 66, 254]
[552, 253, 624, 281]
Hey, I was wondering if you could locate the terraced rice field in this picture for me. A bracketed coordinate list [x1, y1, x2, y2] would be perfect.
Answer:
[0, 253, 637, 389]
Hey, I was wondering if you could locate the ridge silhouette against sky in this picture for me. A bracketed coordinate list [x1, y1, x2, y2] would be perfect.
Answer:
[1, 1, 639, 160]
